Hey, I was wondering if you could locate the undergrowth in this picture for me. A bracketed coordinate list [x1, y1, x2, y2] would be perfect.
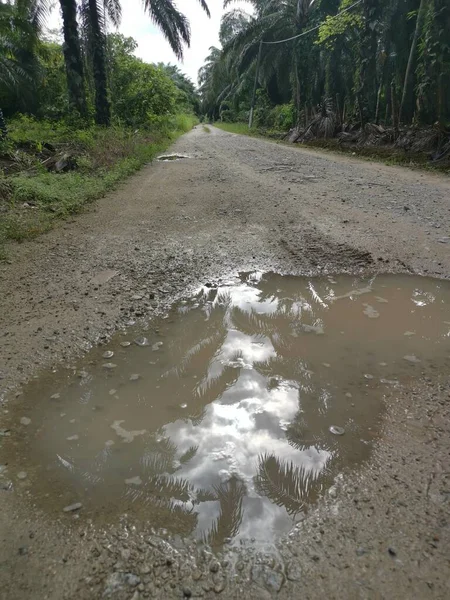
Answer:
[0, 114, 197, 256]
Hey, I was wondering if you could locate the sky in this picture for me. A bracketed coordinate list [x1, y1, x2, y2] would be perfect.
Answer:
[48, 0, 253, 85]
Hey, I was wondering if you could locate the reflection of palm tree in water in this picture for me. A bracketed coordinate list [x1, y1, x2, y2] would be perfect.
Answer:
[131, 275, 379, 535]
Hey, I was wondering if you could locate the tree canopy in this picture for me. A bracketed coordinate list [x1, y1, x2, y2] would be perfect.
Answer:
[199, 0, 450, 132]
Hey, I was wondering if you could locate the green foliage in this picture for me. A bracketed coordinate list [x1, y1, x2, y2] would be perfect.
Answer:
[0, 114, 197, 256]
[199, 0, 450, 130]
[317, 0, 363, 48]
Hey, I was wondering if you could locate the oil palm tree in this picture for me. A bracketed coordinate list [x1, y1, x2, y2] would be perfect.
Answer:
[79, 0, 121, 125]
[0, 0, 48, 136]
[59, 0, 87, 118]
[83, 0, 211, 125]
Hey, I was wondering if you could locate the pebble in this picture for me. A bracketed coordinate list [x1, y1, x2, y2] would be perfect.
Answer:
[66, 435, 79, 441]
[210, 561, 220, 573]
[152, 342, 163, 351]
[120, 341, 131, 347]
[50, 393, 61, 400]
[17, 471, 27, 480]
[125, 476, 142, 486]
[364, 374, 374, 380]
[329, 425, 345, 436]
[63, 502, 83, 512]
[134, 337, 149, 347]
[129, 374, 141, 381]
[403, 355, 421, 363]
[102, 362, 117, 369]
[102, 351, 114, 359]
[20, 417, 31, 426]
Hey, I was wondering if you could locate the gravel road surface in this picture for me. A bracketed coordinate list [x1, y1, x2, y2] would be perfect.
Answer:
[0, 126, 449, 599]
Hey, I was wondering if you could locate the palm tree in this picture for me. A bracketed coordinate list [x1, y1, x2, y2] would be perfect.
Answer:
[0, 0, 48, 136]
[59, 0, 87, 118]
[83, 0, 210, 126]
[142, 0, 210, 59]
[399, 0, 428, 124]
[80, 0, 122, 125]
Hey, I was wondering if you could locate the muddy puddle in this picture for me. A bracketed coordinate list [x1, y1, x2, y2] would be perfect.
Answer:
[1, 273, 449, 546]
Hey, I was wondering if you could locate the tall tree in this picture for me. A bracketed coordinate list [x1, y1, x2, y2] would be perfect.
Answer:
[59, 0, 87, 118]
[399, 0, 428, 124]
[0, 0, 48, 134]
[83, 0, 211, 126]
[81, 0, 122, 125]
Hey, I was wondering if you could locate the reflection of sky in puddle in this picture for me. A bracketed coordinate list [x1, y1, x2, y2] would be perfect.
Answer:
[8, 273, 450, 547]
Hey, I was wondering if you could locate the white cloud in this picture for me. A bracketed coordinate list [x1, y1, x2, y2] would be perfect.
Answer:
[48, 0, 253, 85]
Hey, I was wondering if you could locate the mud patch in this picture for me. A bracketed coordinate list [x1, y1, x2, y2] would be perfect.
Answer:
[2, 273, 449, 548]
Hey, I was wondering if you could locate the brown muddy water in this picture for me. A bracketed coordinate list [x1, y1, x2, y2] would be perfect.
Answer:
[1, 273, 449, 547]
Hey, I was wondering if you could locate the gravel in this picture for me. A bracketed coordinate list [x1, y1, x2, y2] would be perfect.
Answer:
[0, 126, 449, 599]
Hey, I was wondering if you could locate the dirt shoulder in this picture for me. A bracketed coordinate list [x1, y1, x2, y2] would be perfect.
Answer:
[0, 125, 449, 599]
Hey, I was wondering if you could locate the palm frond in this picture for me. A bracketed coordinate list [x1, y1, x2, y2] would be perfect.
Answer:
[204, 476, 246, 546]
[179, 445, 199, 465]
[254, 453, 320, 515]
[143, 0, 190, 59]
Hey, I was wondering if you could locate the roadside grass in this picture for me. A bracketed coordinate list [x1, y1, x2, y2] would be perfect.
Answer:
[0, 114, 197, 257]
[213, 122, 450, 174]
[213, 122, 258, 136]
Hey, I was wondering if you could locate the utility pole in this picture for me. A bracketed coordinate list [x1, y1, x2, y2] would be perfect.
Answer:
[249, 40, 263, 129]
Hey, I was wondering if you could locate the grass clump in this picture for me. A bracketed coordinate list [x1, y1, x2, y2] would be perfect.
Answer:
[0, 114, 197, 257]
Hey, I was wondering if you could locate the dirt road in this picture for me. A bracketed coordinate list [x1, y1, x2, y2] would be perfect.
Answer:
[1, 126, 449, 599]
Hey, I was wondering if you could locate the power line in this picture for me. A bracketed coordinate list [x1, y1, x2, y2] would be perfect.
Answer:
[249, 0, 364, 128]
[262, 0, 363, 46]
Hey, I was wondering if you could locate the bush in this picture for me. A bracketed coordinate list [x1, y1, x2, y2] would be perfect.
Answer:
[0, 114, 197, 256]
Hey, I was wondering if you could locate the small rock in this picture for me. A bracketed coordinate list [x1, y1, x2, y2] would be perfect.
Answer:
[214, 580, 225, 594]
[134, 337, 149, 347]
[251, 565, 284, 593]
[18, 547, 28, 556]
[403, 355, 421, 364]
[152, 342, 163, 351]
[183, 588, 192, 598]
[210, 561, 220, 573]
[329, 425, 345, 436]
[102, 362, 117, 369]
[20, 417, 31, 426]
[63, 502, 83, 513]
[124, 573, 140, 587]
[129, 374, 141, 381]
[17, 471, 27, 480]
[125, 476, 142, 486]
[388, 547, 397, 557]
[66, 435, 79, 441]
[120, 341, 131, 347]
[50, 393, 60, 400]
[102, 351, 114, 359]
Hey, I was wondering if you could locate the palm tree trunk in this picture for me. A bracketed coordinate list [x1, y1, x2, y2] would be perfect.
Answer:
[0, 108, 7, 139]
[88, 0, 111, 126]
[60, 0, 88, 118]
[399, 0, 428, 124]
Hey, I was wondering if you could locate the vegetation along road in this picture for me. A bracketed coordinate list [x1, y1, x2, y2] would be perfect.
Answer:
[1, 126, 449, 599]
